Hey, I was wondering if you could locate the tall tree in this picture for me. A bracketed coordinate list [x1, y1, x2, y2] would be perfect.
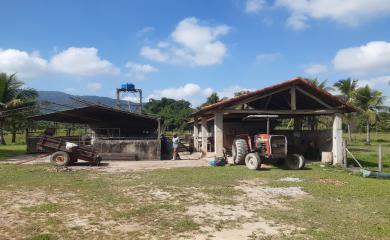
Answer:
[334, 78, 358, 141]
[353, 85, 384, 145]
[0, 73, 38, 145]
[144, 98, 193, 131]
[201, 92, 220, 107]
[234, 90, 251, 97]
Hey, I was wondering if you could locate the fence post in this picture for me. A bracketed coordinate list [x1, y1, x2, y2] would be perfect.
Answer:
[343, 140, 347, 168]
[378, 144, 383, 173]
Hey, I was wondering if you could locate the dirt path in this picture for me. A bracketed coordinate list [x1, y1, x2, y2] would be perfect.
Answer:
[1, 152, 209, 172]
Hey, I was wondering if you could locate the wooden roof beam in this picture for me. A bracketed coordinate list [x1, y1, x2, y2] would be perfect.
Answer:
[222, 109, 347, 115]
[296, 87, 332, 109]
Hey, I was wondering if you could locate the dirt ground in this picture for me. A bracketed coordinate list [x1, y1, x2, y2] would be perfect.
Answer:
[1, 152, 211, 172]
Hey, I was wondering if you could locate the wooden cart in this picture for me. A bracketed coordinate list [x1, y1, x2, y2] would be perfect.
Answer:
[37, 135, 101, 166]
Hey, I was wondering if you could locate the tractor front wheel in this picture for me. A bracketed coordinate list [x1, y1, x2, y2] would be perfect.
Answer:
[232, 139, 248, 165]
[285, 154, 305, 170]
[50, 151, 71, 166]
[245, 153, 261, 170]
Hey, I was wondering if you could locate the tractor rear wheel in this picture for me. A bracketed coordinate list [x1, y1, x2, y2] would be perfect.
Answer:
[232, 138, 248, 164]
[50, 151, 71, 166]
[245, 153, 261, 170]
[285, 154, 305, 170]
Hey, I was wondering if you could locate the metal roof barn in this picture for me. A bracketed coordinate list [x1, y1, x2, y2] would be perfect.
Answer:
[28, 105, 162, 160]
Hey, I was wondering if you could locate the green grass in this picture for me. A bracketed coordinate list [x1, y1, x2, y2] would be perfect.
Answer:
[0, 163, 389, 239]
[346, 132, 390, 172]
[23, 203, 63, 213]
[0, 131, 388, 239]
[30, 234, 53, 240]
[0, 144, 26, 160]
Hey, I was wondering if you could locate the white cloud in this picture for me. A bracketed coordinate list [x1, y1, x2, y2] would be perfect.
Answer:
[148, 83, 213, 106]
[149, 83, 203, 100]
[125, 62, 158, 80]
[64, 88, 76, 94]
[303, 64, 328, 75]
[87, 82, 102, 92]
[256, 53, 282, 63]
[50, 47, 119, 76]
[148, 84, 253, 106]
[333, 41, 390, 75]
[140, 47, 169, 62]
[286, 14, 309, 30]
[245, 0, 266, 13]
[276, 0, 390, 30]
[140, 17, 230, 66]
[0, 48, 48, 78]
[358, 75, 390, 88]
[122, 95, 141, 103]
[136, 26, 155, 37]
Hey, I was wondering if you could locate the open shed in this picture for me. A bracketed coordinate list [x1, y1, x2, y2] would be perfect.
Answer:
[28, 105, 162, 160]
[190, 77, 359, 165]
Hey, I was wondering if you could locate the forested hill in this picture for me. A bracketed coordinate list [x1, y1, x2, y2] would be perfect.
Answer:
[37, 91, 141, 112]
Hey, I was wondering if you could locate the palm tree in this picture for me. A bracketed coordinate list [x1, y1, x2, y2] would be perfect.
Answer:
[334, 78, 358, 142]
[353, 85, 384, 145]
[304, 78, 334, 130]
[306, 78, 334, 91]
[0, 73, 38, 145]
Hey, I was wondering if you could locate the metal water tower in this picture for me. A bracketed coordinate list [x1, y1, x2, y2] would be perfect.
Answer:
[116, 83, 143, 112]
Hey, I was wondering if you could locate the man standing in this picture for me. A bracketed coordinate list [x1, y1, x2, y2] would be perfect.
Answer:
[172, 133, 179, 160]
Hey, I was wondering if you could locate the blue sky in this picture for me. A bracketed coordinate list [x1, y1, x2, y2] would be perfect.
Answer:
[1, 0, 389, 106]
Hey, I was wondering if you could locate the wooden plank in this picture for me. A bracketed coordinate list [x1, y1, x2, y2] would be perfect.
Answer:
[264, 95, 272, 110]
[222, 109, 346, 115]
[296, 87, 332, 109]
[226, 86, 291, 109]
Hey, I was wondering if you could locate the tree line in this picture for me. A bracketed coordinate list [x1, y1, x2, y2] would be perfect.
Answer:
[0, 72, 388, 145]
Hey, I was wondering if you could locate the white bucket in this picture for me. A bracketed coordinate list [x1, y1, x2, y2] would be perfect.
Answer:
[321, 152, 333, 164]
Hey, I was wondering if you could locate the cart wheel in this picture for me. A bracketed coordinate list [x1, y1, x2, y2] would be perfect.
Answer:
[285, 154, 305, 170]
[50, 151, 71, 166]
[245, 153, 261, 170]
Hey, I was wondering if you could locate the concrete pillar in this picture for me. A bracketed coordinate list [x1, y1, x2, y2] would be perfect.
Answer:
[290, 86, 296, 111]
[201, 117, 208, 156]
[332, 113, 343, 165]
[214, 113, 224, 157]
[193, 117, 199, 151]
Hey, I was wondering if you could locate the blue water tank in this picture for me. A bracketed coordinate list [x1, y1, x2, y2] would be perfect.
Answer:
[121, 83, 135, 91]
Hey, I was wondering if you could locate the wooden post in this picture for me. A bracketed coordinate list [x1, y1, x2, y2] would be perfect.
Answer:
[193, 117, 199, 152]
[378, 144, 383, 173]
[214, 113, 224, 158]
[25, 128, 29, 153]
[343, 140, 347, 168]
[201, 118, 208, 156]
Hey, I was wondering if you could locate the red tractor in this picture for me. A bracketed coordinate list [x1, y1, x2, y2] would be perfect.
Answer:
[231, 115, 305, 170]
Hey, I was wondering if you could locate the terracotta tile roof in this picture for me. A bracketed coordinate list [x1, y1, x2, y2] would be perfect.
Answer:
[192, 77, 359, 116]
